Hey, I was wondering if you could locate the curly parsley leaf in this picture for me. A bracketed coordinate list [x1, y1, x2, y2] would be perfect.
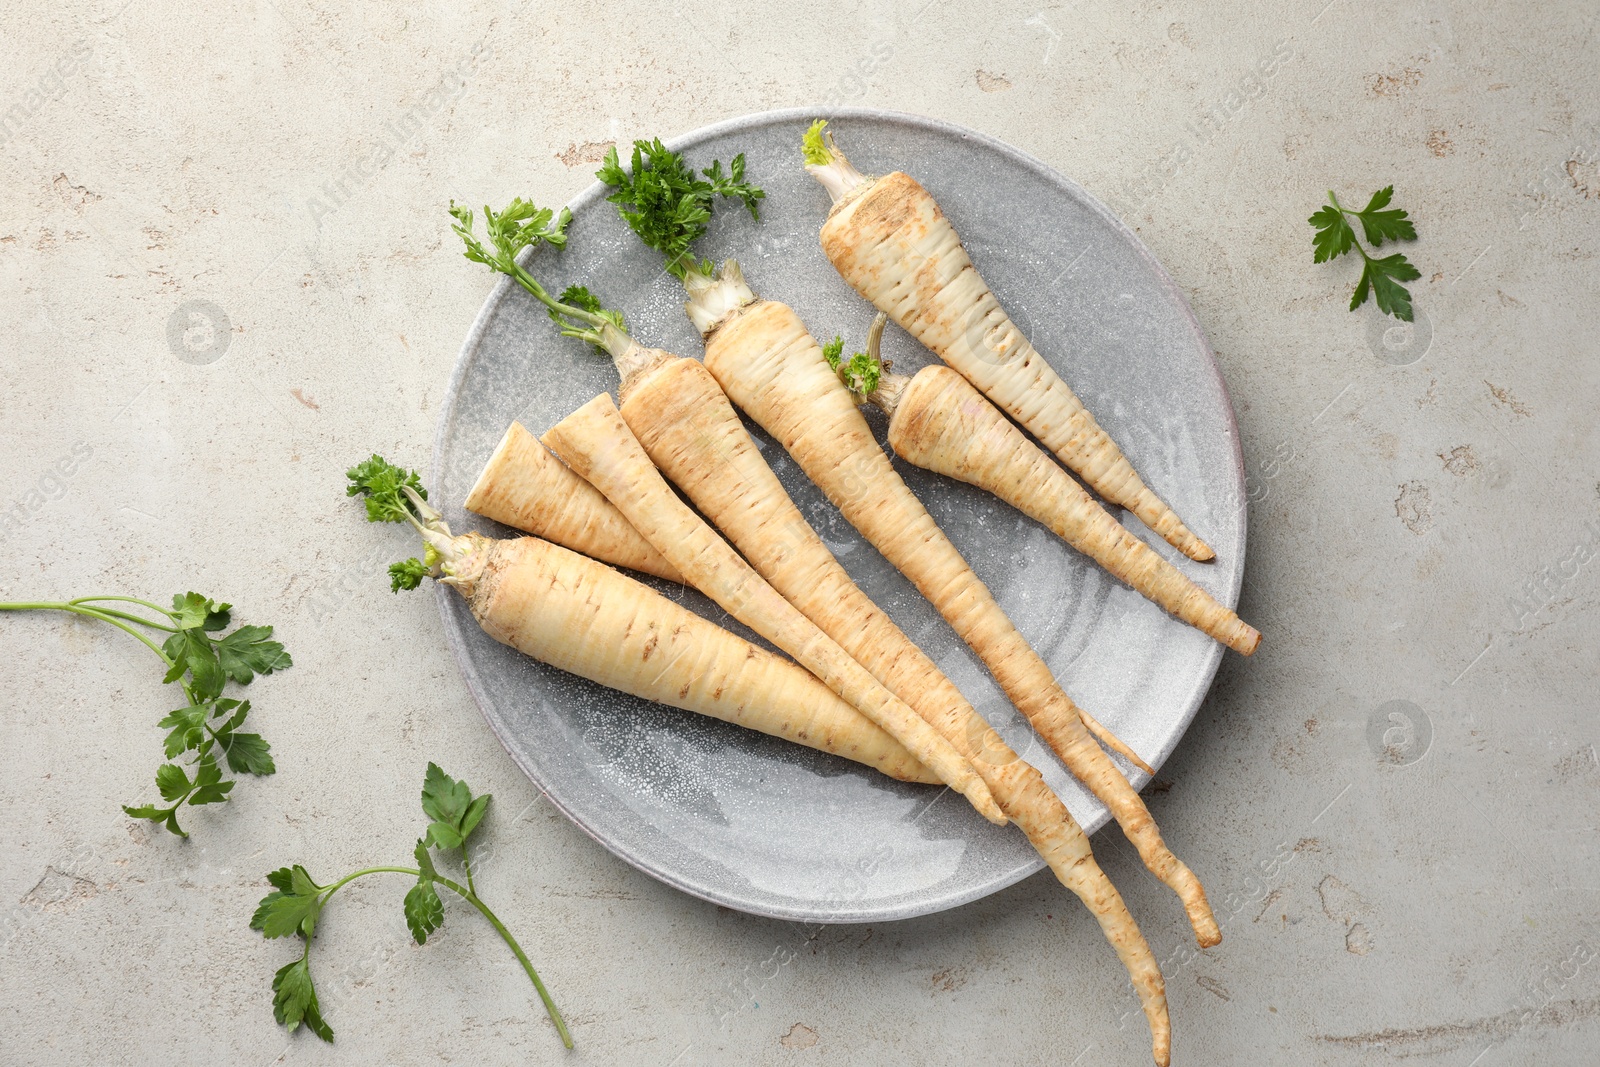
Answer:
[346, 455, 427, 524]
[388, 557, 429, 592]
[597, 139, 764, 279]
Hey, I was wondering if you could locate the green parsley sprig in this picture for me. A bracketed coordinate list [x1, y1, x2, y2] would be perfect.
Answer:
[448, 200, 630, 355]
[596, 138, 764, 279]
[345, 454, 436, 591]
[251, 763, 571, 1048]
[0, 593, 287, 836]
[822, 312, 890, 400]
[1309, 186, 1421, 321]
[344, 453, 494, 597]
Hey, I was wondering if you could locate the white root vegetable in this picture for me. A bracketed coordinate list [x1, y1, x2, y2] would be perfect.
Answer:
[355, 459, 938, 783]
[616, 356, 1171, 1062]
[465, 421, 683, 583]
[804, 122, 1215, 563]
[701, 298, 1220, 953]
[838, 317, 1260, 656]
[542, 393, 1006, 827]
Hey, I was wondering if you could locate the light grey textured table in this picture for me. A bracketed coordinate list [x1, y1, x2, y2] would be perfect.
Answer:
[3, 2, 1596, 1064]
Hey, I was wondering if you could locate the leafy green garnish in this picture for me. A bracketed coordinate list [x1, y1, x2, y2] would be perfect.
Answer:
[1310, 186, 1422, 321]
[345, 454, 427, 524]
[448, 201, 625, 353]
[346, 455, 444, 591]
[835, 351, 883, 397]
[421, 761, 492, 852]
[802, 119, 833, 166]
[823, 317, 888, 400]
[449, 198, 571, 276]
[388, 558, 429, 592]
[2, 593, 286, 837]
[252, 764, 572, 1048]
[596, 139, 764, 279]
[347, 454, 473, 594]
[553, 284, 627, 352]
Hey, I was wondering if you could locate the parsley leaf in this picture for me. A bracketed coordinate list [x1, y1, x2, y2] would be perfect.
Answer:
[1309, 187, 1422, 321]
[821, 336, 845, 368]
[218, 730, 275, 776]
[826, 314, 891, 401]
[271, 954, 334, 1041]
[155, 763, 192, 802]
[555, 285, 627, 333]
[163, 626, 225, 701]
[1353, 185, 1417, 245]
[421, 762, 491, 850]
[388, 558, 429, 592]
[450, 197, 572, 276]
[159, 703, 210, 758]
[251, 865, 325, 940]
[253, 765, 571, 1048]
[215, 625, 291, 684]
[597, 139, 764, 279]
[1308, 204, 1353, 263]
[345, 454, 427, 523]
[1353, 251, 1422, 320]
[187, 753, 235, 805]
[404, 839, 446, 946]
[403, 877, 445, 945]
[169, 592, 232, 632]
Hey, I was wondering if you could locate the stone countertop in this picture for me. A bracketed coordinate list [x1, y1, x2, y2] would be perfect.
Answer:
[2, 2, 1597, 1064]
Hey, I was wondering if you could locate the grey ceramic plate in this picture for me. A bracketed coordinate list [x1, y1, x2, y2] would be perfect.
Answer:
[432, 107, 1245, 923]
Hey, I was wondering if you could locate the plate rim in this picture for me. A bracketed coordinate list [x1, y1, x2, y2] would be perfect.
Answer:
[431, 105, 1247, 922]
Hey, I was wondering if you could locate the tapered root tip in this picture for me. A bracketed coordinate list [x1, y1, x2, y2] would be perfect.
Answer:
[1190, 903, 1222, 948]
[1232, 626, 1262, 657]
[964, 779, 1008, 827]
[1077, 708, 1157, 778]
[1185, 539, 1216, 563]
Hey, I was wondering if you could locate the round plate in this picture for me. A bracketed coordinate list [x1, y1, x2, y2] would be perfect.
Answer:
[432, 107, 1246, 922]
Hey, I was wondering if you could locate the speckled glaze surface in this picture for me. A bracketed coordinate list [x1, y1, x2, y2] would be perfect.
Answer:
[431, 108, 1246, 923]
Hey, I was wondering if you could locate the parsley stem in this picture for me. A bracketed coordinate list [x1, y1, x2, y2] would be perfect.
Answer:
[463, 852, 478, 898]
[506, 265, 608, 330]
[313, 866, 572, 1048]
[437, 874, 573, 1050]
[1326, 191, 1379, 264]
[316, 866, 420, 899]
[68, 604, 179, 632]
[1, 601, 174, 661]
[68, 595, 178, 622]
